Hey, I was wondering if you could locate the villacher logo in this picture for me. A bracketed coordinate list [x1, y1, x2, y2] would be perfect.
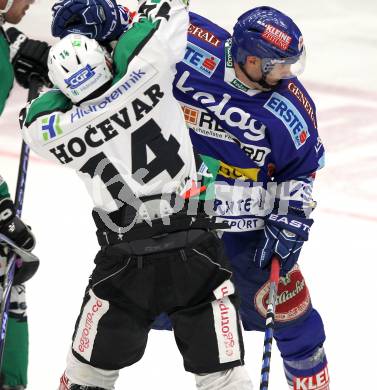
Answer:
[254, 264, 311, 322]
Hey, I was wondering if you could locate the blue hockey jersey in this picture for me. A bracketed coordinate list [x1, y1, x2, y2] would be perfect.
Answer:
[173, 13, 325, 232]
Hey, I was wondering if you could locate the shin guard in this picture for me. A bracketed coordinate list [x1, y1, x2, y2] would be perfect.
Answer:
[274, 309, 329, 389]
[284, 346, 329, 389]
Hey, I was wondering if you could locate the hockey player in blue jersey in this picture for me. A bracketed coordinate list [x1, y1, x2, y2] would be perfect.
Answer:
[50, 3, 329, 389]
[173, 9, 329, 390]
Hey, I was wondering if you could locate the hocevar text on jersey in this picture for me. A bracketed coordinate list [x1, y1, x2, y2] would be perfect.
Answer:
[49, 84, 164, 164]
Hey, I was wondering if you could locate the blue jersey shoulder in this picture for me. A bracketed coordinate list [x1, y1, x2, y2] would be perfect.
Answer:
[188, 12, 231, 48]
[175, 15, 324, 183]
[182, 13, 230, 80]
[258, 79, 324, 180]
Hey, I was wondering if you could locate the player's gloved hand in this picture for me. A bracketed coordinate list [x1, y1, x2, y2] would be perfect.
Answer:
[0, 198, 36, 252]
[51, 0, 134, 42]
[251, 211, 313, 275]
[0, 247, 40, 284]
[6, 27, 51, 89]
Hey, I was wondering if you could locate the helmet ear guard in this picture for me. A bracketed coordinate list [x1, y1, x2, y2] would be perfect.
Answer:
[48, 34, 113, 103]
[231, 6, 306, 79]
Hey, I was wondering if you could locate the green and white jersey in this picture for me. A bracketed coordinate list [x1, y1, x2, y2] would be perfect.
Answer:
[0, 175, 10, 198]
[22, 0, 196, 213]
[0, 27, 14, 115]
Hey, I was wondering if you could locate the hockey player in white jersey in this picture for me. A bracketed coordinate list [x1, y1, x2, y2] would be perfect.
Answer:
[20, 1, 253, 389]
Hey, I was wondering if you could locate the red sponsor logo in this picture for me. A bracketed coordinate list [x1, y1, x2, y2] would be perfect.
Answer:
[188, 23, 221, 47]
[262, 24, 292, 51]
[181, 179, 206, 199]
[216, 286, 236, 358]
[203, 56, 217, 71]
[299, 130, 308, 143]
[288, 82, 317, 129]
[59, 372, 70, 390]
[78, 298, 103, 353]
[218, 298, 236, 357]
[267, 163, 276, 178]
[254, 265, 311, 322]
[294, 365, 330, 390]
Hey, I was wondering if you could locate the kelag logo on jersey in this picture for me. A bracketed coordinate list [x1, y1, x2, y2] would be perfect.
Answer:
[41, 114, 63, 141]
[65, 65, 95, 89]
[264, 92, 310, 149]
[183, 42, 220, 78]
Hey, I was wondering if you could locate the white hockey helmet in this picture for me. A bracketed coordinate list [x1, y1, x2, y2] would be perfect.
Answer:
[0, 0, 14, 13]
[48, 34, 113, 103]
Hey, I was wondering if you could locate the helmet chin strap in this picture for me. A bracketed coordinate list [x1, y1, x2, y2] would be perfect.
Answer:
[239, 62, 279, 90]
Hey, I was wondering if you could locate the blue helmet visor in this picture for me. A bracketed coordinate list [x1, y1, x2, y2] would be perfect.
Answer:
[261, 46, 306, 79]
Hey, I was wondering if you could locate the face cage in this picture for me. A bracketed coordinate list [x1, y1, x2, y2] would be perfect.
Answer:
[261, 46, 306, 79]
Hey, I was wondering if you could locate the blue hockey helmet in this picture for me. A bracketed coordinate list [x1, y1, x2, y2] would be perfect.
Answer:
[231, 6, 306, 78]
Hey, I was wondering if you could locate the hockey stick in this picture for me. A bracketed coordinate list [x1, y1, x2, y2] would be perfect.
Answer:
[259, 256, 281, 390]
[0, 76, 42, 368]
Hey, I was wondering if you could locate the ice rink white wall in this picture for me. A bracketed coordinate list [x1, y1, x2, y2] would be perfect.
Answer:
[1, 0, 377, 388]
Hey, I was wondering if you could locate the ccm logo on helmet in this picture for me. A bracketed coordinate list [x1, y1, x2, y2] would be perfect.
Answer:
[65, 65, 95, 89]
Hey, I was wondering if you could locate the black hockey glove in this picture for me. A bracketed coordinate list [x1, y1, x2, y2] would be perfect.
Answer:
[0, 197, 35, 252]
[6, 27, 52, 89]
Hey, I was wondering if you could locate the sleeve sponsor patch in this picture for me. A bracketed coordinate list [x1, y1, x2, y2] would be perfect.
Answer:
[183, 42, 220, 78]
[287, 82, 317, 129]
[264, 92, 310, 149]
[188, 23, 221, 47]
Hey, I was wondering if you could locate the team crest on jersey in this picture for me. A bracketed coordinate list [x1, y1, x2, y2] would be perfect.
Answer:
[183, 42, 220, 78]
[264, 92, 310, 149]
[41, 114, 63, 141]
[254, 264, 311, 322]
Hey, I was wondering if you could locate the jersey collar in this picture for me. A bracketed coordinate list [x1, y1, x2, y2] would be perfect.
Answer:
[224, 38, 261, 97]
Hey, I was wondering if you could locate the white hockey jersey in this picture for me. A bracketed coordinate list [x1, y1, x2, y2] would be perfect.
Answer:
[21, 0, 196, 216]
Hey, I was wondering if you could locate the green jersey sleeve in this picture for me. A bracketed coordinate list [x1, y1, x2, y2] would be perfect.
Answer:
[0, 175, 10, 198]
[113, 0, 189, 83]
